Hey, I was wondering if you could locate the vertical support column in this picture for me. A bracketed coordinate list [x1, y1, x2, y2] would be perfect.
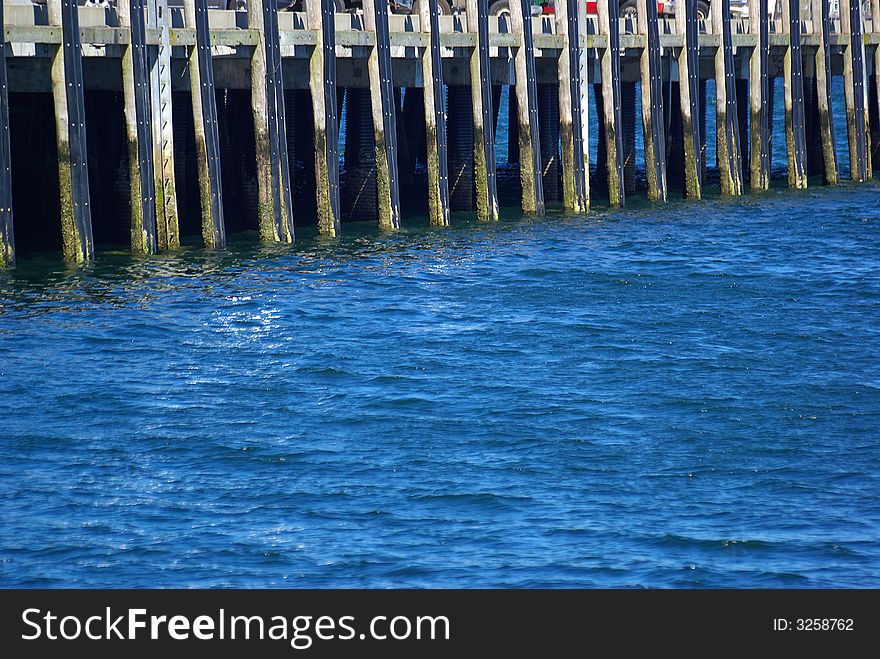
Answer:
[251, 0, 295, 242]
[812, 0, 838, 184]
[419, 0, 450, 226]
[783, 0, 808, 188]
[364, 0, 401, 229]
[597, 0, 625, 207]
[638, 0, 667, 202]
[48, 0, 94, 262]
[577, 0, 590, 200]
[185, 0, 225, 248]
[511, 0, 544, 215]
[147, 0, 179, 249]
[466, 0, 499, 221]
[119, 0, 157, 255]
[872, 0, 880, 171]
[713, 0, 744, 195]
[675, 0, 702, 199]
[557, 0, 588, 212]
[748, 0, 770, 190]
[841, 0, 871, 180]
[307, 0, 341, 235]
[0, 1, 13, 268]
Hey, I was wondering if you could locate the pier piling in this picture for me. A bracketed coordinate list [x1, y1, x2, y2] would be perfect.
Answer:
[307, 0, 342, 235]
[251, 0, 295, 242]
[597, 0, 625, 206]
[147, 0, 180, 249]
[364, 0, 401, 229]
[556, 0, 588, 211]
[0, 1, 875, 261]
[783, 0, 808, 189]
[419, 0, 450, 226]
[119, 0, 158, 255]
[872, 0, 880, 171]
[813, 0, 839, 184]
[467, 0, 499, 221]
[185, 0, 225, 248]
[511, 0, 544, 215]
[676, 0, 702, 199]
[49, 0, 94, 262]
[0, 1, 13, 268]
[748, 0, 771, 190]
[714, 0, 743, 195]
[841, 0, 871, 180]
[639, 0, 667, 202]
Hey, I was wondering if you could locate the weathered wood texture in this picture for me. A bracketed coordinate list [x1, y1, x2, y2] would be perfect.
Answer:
[147, 0, 180, 249]
[597, 0, 625, 207]
[119, 0, 158, 255]
[714, 0, 744, 195]
[185, 0, 225, 248]
[639, 0, 666, 202]
[749, 0, 771, 190]
[840, 0, 871, 180]
[307, 0, 341, 236]
[251, 0, 295, 242]
[557, 0, 588, 211]
[812, 0, 838, 184]
[511, 0, 544, 215]
[49, 0, 94, 262]
[676, 0, 702, 199]
[783, 0, 808, 189]
[419, 0, 450, 227]
[466, 0, 499, 221]
[364, 0, 401, 229]
[872, 0, 880, 171]
[0, 0, 14, 268]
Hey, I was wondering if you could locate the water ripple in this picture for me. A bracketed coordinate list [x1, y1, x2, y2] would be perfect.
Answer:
[1, 184, 879, 587]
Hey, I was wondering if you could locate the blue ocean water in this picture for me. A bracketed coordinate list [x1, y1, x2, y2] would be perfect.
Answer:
[1, 181, 879, 588]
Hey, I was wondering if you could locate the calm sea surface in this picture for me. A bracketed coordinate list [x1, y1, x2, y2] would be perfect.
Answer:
[1, 181, 879, 588]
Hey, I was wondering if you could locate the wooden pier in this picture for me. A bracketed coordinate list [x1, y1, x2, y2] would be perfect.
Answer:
[0, 0, 878, 266]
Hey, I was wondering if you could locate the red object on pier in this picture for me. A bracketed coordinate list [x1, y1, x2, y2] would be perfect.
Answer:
[583, 1, 674, 15]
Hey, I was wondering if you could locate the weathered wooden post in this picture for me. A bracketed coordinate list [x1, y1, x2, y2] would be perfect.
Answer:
[466, 0, 499, 221]
[557, 0, 588, 212]
[782, 0, 808, 188]
[812, 0, 838, 184]
[713, 0, 744, 194]
[119, 0, 158, 255]
[840, 0, 871, 180]
[749, 0, 771, 190]
[639, 0, 667, 202]
[250, 0, 295, 242]
[597, 0, 625, 206]
[306, 0, 341, 235]
[675, 0, 702, 199]
[872, 0, 880, 171]
[48, 0, 94, 262]
[147, 0, 179, 249]
[364, 0, 401, 229]
[185, 0, 225, 248]
[419, 0, 450, 226]
[0, 0, 13, 268]
[511, 0, 544, 215]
